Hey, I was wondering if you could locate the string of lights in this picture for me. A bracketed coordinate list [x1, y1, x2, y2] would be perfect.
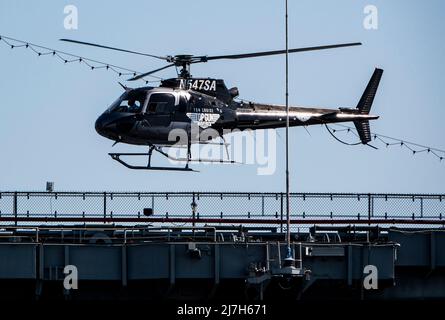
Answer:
[328, 123, 445, 162]
[0, 35, 162, 84]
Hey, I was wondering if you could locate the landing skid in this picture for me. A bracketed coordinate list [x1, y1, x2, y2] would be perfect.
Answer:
[109, 141, 237, 171]
[109, 153, 197, 171]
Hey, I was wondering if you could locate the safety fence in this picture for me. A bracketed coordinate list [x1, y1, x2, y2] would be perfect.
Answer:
[0, 192, 444, 230]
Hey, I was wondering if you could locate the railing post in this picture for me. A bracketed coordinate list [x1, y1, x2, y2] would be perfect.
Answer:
[280, 192, 284, 233]
[420, 197, 424, 218]
[13, 192, 18, 226]
[368, 193, 372, 224]
[191, 193, 196, 238]
[192, 193, 195, 224]
[104, 192, 107, 219]
[262, 195, 265, 216]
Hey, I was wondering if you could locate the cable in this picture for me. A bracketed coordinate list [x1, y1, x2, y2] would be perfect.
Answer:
[325, 124, 361, 146]
[0, 34, 162, 84]
[328, 123, 445, 162]
[338, 124, 445, 153]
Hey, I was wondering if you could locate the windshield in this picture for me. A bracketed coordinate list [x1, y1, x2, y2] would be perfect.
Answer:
[107, 90, 147, 113]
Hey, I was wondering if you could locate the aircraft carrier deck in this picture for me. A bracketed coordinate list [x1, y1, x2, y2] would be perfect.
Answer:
[0, 191, 444, 301]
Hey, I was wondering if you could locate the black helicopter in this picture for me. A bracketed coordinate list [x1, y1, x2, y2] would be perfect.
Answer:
[61, 39, 383, 171]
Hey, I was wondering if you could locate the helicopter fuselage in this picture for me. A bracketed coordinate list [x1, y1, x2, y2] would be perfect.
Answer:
[95, 77, 379, 147]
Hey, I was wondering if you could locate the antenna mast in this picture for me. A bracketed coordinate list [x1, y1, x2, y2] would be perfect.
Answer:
[285, 0, 292, 259]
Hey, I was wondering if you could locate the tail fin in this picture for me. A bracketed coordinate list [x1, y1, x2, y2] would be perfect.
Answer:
[354, 68, 383, 144]
[354, 120, 372, 144]
[356, 68, 383, 114]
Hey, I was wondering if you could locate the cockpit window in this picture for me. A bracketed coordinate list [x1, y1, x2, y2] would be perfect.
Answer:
[146, 93, 176, 114]
[108, 91, 146, 113]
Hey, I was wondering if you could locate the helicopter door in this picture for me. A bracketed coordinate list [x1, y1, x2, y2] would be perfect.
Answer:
[146, 93, 176, 126]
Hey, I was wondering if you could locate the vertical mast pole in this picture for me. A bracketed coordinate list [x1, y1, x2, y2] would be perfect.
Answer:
[285, 0, 291, 256]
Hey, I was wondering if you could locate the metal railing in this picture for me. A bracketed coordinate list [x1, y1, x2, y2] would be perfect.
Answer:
[0, 225, 218, 243]
[0, 192, 444, 229]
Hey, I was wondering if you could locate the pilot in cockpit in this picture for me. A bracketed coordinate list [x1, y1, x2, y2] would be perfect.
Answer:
[127, 99, 141, 112]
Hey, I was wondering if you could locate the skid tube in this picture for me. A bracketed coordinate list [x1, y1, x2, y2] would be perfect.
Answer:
[109, 143, 237, 171]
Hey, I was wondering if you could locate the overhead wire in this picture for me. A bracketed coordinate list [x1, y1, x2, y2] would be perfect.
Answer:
[327, 123, 445, 162]
[0, 34, 162, 84]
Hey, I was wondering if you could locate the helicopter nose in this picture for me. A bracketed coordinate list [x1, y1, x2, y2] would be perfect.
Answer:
[95, 114, 114, 136]
[95, 115, 106, 134]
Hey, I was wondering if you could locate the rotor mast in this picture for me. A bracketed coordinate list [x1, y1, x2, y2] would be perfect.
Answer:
[172, 55, 194, 78]
[179, 62, 191, 78]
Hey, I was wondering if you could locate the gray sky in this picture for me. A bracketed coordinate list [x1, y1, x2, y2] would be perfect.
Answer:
[0, 0, 444, 193]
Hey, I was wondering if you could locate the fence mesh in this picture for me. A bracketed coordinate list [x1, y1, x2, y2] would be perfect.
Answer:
[0, 192, 444, 230]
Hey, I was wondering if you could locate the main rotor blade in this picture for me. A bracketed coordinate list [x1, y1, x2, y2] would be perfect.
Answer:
[128, 63, 176, 81]
[204, 42, 362, 61]
[60, 39, 168, 61]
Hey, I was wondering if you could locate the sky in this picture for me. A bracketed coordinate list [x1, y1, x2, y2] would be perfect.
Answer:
[0, 0, 444, 193]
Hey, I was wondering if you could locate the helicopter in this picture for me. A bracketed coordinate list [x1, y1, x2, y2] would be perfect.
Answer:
[61, 39, 383, 171]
